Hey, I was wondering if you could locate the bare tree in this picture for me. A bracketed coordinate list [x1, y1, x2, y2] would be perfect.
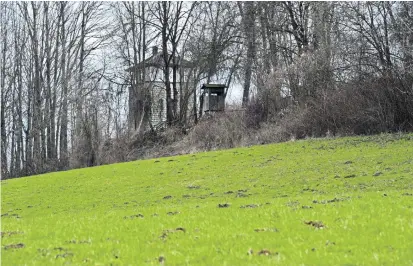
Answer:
[238, 2, 257, 106]
[0, 2, 9, 178]
[151, 1, 196, 125]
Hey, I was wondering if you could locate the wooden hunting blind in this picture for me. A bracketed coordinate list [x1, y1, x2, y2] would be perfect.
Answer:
[201, 84, 226, 113]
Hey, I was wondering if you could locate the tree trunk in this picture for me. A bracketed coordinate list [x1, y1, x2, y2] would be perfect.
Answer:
[239, 2, 257, 107]
[16, 41, 23, 177]
[1, 16, 8, 178]
[75, 2, 86, 152]
[29, 2, 43, 174]
[172, 45, 178, 121]
[59, 2, 68, 169]
[44, 2, 54, 162]
[51, 2, 60, 160]
[161, 2, 174, 125]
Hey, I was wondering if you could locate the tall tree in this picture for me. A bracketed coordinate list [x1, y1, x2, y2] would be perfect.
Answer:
[0, 2, 9, 178]
[59, 2, 69, 169]
[238, 2, 257, 106]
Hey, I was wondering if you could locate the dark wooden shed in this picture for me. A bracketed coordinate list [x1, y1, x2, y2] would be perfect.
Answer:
[200, 84, 226, 113]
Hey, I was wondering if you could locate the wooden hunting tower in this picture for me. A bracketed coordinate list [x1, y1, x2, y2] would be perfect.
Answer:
[201, 84, 226, 113]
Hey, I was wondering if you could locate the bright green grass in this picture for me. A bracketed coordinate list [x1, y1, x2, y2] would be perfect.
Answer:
[2, 134, 413, 265]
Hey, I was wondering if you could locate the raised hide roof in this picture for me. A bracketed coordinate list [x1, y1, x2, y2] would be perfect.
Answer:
[126, 50, 193, 72]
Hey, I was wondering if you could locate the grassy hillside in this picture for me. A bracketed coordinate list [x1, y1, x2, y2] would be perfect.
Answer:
[2, 134, 413, 265]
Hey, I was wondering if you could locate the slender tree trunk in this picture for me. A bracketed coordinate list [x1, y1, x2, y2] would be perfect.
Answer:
[75, 2, 86, 147]
[16, 43, 23, 176]
[59, 2, 68, 168]
[1, 18, 8, 178]
[141, 2, 150, 132]
[13, 21, 24, 176]
[44, 2, 54, 162]
[161, 2, 174, 125]
[10, 88, 16, 176]
[172, 44, 178, 121]
[29, 3, 43, 174]
[193, 73, 197, 124]
[130, 2, 139, 132]
[51, 2, 60, 160]
[241, 2, 256, 107]
[25, 72, 33, 175]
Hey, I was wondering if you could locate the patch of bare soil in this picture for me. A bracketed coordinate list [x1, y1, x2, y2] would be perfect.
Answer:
[4, 243, 25, 250]
[1, 231, 23, 238]
[159, 228, 186, 240]
[254, 228, 278, 232]
[248, 249, 278, 256]
[304, 220, 325, 229]
[344, 174, 356, 178]
[312, 197, 349, 204]
[65, 239, 91, 244]
[240, 204, 259, 208]
[124, 214, 144, 219]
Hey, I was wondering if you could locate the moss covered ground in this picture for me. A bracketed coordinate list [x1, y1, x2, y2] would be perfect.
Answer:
[1, 134, 413, 265]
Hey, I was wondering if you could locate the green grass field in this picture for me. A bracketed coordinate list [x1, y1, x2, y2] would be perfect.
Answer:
[2, 134, 413, 265]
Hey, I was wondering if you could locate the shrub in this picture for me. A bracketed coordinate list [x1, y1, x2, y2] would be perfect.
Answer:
[189, 112, 246, 151]
[244, 98, 266, 129]
[267, 73, 413, 139]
